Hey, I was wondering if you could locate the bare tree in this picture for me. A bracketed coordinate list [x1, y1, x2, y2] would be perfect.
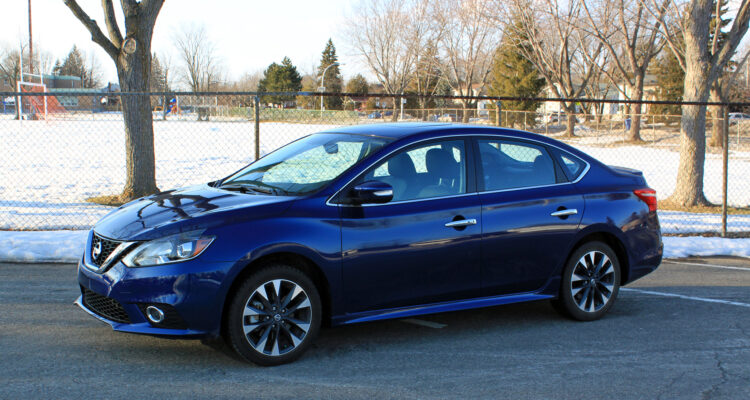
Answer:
[174, 23, 223, 91]
[433, 0, 499, 123]
[644, 0, 750, 206]
[579, 0, 667, 142]
[509, 0, 603, 137]
[708, 49, 750, 147]
[64, 0, 163, 201]
[346, 0, 422, 120]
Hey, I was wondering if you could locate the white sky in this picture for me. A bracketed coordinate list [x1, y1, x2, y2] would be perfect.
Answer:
[1, 0, 368, 87]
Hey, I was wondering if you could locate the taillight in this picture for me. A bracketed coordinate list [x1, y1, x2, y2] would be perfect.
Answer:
[634, 188, 657, 212]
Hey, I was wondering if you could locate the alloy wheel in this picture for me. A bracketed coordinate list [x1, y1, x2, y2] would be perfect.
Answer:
[570, 251, 616, 313]
[242, 279, 312, 357]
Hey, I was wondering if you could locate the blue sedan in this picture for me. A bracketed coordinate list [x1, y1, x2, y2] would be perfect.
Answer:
[76, 123, 662, 365]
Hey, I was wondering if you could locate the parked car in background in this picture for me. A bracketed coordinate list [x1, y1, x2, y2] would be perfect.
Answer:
[367, 111, 382, 119]
[76, 123, 662, 366]
[728, 112, 750, 125]
[438, 113, 457, 122]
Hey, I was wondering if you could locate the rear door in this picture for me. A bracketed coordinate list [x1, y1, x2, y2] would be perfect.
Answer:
[474, 137, 584, 295]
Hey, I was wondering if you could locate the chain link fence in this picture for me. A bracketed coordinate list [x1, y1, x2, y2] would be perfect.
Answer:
[1, 91, 749, 235]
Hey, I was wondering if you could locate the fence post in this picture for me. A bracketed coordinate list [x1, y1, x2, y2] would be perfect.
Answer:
[254, 95, 260, 161]
[721, 105, 729, 237]
[496, 102, 502, 127]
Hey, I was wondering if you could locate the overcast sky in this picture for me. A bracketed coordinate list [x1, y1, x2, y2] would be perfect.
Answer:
[1, 0, 368, 87]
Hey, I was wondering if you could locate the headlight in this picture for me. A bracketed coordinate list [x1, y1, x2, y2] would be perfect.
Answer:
[122, 230, 215, 267]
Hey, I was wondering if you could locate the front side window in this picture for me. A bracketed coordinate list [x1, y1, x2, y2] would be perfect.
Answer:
[357, 140, 467, 202]
[222, 133, 390, 195]
[478, 139, 557, 191]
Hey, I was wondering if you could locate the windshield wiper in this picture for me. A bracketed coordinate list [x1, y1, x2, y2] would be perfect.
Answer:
[219, 183, 273, 195]
[225, 180, 291, 196]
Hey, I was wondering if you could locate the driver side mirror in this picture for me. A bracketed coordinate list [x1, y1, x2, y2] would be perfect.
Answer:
[348, 180, 393, 205]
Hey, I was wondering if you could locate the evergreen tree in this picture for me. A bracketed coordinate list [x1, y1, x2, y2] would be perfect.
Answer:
[346, 74, 369, 95]
[58, 45, 86, 78]
[258, 57, 302, 106]
[150, 53, 169, 91]
[57, 45, 101, 88]
[488, 23, 545, 127]
[651, 50, 685, 121]
[317, 39, 343, 110]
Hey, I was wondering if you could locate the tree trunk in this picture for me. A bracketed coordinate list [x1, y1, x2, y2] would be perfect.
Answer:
[563, 103, 576, 137]
[117, 38, 158, 200]
[627, 75, 645, 142]
[391, 98, 398, 122]
[461, 99, 470, 123]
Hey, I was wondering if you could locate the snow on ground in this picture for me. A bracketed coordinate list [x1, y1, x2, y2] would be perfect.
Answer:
[662, 236, 750, 259]
[0, 230, 87, 263]
[0, 230, 747, 263]
[1, 116, 750, 233]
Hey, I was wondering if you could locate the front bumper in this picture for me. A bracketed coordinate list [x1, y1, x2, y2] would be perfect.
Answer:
[76, 254, 234, 337]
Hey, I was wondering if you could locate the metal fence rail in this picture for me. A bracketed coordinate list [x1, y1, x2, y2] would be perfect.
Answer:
[1, 91, 748, 235]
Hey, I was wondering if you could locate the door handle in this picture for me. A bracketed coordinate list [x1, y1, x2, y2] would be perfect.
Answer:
[445, 218, 477, 228]
[550, 209, 578, 217]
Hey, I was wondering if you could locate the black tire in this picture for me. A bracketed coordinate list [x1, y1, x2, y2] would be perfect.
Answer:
[553, 241, 621, 321]
[226, 264, 322, 366]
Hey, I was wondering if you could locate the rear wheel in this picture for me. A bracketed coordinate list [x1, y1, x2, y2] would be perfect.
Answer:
[226, 265, 321, 366]
[554, 241, 620, 321]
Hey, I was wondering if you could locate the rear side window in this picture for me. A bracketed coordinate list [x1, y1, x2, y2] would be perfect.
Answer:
[558, 152, 586, 181]
[477, 139, 557, 191]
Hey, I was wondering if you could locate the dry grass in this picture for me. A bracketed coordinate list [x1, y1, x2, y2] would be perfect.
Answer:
[86, 194, 125, 207]
[659, 199, 750, 215]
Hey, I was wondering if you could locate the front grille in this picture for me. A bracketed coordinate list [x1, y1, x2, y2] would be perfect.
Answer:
[91, 233, 122, 267]
[81, 287, 131, 324]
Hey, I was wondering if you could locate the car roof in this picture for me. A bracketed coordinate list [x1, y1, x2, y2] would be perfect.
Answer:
[322, 122, 455, 139]
[320, 122, 596, 163]
[321, 122, 560, 143]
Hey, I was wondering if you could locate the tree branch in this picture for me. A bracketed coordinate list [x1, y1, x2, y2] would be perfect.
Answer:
[63, 0, 119, 60]
[101, 0, 123, 48]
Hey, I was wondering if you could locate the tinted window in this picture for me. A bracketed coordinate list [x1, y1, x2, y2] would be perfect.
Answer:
[559, 152, 586, 181]
[478, 139, 556, 191]
[360, 140, 466, 202]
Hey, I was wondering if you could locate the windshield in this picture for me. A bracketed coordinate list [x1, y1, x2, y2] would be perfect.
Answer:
[221, 133, 390, 195]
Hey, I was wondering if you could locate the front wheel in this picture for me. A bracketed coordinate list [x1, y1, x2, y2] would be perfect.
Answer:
[554, 241, 621, 321]
[226, 265, 322, 366]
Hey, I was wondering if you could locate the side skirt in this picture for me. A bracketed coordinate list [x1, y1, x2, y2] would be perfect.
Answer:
[333, 292, 554, 326]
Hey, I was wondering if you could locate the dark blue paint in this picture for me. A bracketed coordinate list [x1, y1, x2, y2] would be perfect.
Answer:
[76, 123, 662, 338]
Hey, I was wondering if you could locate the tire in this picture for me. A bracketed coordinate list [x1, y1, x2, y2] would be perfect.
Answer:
[226, 264, 322, 366]
[553, 241, 621, 321]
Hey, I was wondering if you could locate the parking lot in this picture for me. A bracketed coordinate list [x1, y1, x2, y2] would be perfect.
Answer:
[1, 258, 749, 400]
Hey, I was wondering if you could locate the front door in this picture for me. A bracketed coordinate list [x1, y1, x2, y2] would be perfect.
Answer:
[339, 139, 482, 313]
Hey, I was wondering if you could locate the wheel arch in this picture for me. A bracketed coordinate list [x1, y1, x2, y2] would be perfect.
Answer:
[567, 229, 630, 284]
[220, 250, 333, 338]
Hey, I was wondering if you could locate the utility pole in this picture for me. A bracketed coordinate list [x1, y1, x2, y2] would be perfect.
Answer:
[28, 0, 33, 75]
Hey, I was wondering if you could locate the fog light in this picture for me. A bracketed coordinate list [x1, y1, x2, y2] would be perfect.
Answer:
[145, 306, 165, 324]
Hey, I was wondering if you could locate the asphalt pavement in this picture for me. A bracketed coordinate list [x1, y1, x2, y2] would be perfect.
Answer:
[1, 257, 749, 400]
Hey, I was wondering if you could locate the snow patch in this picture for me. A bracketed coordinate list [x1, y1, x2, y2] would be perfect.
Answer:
[662, 236, 750, 259]
[0, 230, 87, 263]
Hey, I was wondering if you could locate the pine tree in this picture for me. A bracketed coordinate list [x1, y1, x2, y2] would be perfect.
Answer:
[487, 23, 546, 127]
[318, 39, 343, 110]
[651, 50, 685, 121]
[258, 57, 302, 106]
[150, 53, 168, 91]
[57, 46, 101, 88]
[58, 45, 86, 78]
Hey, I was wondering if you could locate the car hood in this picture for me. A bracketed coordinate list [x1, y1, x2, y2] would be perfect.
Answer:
[93, 184, 296, 241]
